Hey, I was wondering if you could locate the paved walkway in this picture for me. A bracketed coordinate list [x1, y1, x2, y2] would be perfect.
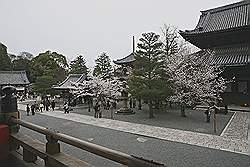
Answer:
[18, 104, 248, 155]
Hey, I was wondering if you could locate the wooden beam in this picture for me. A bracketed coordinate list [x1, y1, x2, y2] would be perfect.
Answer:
[11, 133, 94, 167]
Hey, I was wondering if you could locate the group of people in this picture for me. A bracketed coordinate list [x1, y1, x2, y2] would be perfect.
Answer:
[26, 104, 35, 116]
[93, 99, 117, 119]
[26, 99, 56, 116]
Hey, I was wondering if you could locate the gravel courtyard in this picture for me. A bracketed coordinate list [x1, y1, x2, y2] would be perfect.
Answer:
[69, 103, 233, 135]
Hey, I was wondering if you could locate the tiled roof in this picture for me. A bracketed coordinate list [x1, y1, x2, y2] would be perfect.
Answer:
[53, 74, 87, 90]
[113, 52, 136, 65]
[211, 43, 250, 66]
[181, 0, 250, 34]
[0, 71, 30, 85]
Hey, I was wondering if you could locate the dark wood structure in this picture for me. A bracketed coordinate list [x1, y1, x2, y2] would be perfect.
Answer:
[180, 0, 250, 105]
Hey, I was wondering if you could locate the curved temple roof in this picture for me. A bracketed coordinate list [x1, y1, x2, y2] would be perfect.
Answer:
[180, 0, 250, 35]
[0, 71, 30, 86]
[53, 74, 87, 90]
[211, 43, 250, 66]
[113, 52, 136, 65]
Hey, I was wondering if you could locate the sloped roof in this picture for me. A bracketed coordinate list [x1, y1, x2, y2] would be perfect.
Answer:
[211, 43, 250, 66]
[180, 0, 250, 35]
[53, 74, 87, 90]
[113, 52, 136, 65]
[0, 71, 30, 85]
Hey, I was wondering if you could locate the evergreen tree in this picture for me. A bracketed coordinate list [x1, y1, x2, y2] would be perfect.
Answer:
[93, 52, 113, 78]
[129, 32, 171, 118]
[0, 43, 12, 70]
[31, 50, 68, 95]
[12, 52, 34, 82]
[69, 55, 88, 75]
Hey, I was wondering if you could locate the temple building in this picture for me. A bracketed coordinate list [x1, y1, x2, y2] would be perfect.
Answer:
[53, 74, 88, 103]
[0, 71, 30, 93]
[113, 37, 136, 113]
[114, 36, 136, 78]
[53, 74, 87, 91]
[180, 0, 250, 105]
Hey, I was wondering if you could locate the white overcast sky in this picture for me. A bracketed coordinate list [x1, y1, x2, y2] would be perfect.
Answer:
[0, 0, 240, 67]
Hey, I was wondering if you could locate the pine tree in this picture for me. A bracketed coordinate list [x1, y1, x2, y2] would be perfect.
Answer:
[129, 32, 171, 118]
[69, 55, 88, 75]
[93, 52, 113, 78]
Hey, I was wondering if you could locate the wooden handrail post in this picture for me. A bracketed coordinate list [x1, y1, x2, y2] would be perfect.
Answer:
[23, 148, 37, 162]
[46, 135, 60, 155]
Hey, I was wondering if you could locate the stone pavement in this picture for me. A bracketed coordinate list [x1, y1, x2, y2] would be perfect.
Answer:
[18, 104, 249, 155]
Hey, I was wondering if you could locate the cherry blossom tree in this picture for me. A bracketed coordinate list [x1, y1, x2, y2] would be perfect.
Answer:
[72, 75, 125, 101]
[167, 50, 227, 117]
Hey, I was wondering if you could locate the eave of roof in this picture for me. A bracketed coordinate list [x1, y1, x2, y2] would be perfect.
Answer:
[180, 0, 250, 37]
[53, 74, 86, 90]
[201, 0, 250, 14]
[190, 44, 250, 66]
[113, 52, 136, 65]
[0, 71, 30, 85]
[211, 43, 250, 66]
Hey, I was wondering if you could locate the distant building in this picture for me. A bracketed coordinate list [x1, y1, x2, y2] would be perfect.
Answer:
[113, 37, 136, 114]
[0, 71, 30, 93]
[113, 52, 135, 66]
[180, 0, 250, 105]
[114, 36, 136, 78]
[53, 74, 88, 104]
[53, 74, 87, 91]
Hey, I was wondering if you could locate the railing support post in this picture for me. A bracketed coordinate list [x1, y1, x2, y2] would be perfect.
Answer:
[46, 135, 60, 155]
[23, 148, 37, 162]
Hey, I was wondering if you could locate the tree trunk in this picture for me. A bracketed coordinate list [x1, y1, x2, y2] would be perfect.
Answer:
[149, 100, 154, 118]
[180, 103, 186, 117]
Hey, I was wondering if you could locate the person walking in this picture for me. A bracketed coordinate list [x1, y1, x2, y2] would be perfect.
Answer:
[39, 103, 43, 112]
[63, 102, 69, 114]
[94, 102, 100, 118]
[31, 104, 35, 115]
[51, 100, 55, 111]
[98, 104, 102, 118]
[26, 104, 30, 116]
[106, 99, 110, 110]
[44, 99, 49, 111]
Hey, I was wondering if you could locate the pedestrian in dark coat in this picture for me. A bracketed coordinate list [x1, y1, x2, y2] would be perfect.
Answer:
[44, 99, 49, 111]
[51, 100, 55, 111]
[94, 102, 100, 118]
[26, 104, 30, 116]
[31, 104, 35, 115]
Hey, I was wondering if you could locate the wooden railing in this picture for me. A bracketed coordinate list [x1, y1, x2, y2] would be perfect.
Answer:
[9, 117, 165, 167]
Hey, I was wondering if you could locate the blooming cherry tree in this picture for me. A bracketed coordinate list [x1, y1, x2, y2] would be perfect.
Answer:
[167, 50, 227, 116]
[72, 75, 125, 101]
